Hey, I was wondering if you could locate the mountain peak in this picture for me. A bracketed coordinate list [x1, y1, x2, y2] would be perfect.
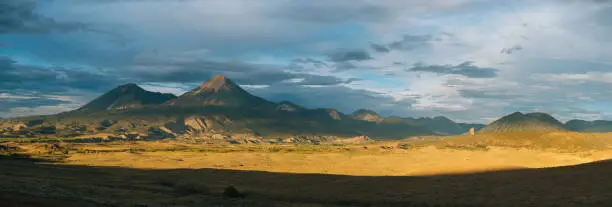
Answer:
[118, 83, 139, 88]
[479, 111, 567, 133]
[200, 75, 229, 89]
[190, 75, 242, 94]
[433, 116, 452, 122]
[76, 84, 176, 112]
[166, 75, 275, 108]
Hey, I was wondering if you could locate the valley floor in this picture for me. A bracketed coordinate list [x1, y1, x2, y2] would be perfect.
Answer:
[3, 135, 612, 206]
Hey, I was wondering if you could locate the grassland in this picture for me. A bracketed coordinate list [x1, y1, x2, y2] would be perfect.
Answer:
[3, 131, 612, 206]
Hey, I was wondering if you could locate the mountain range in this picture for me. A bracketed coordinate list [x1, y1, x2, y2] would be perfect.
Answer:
[3, 75, 609, 140]
[1, 75, 482, 139]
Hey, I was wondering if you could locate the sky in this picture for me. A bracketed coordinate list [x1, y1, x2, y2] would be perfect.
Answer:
[2, 0, 612, 123]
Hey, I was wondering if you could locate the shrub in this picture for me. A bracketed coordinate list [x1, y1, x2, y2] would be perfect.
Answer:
[222, 185, 243, 198]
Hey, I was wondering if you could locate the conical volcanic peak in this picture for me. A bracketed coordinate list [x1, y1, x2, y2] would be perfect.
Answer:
[166, 75, 275, 108]
[77, 83, 177, 112]
[480, 111, 567, 133]
[196, 75, 239, 93]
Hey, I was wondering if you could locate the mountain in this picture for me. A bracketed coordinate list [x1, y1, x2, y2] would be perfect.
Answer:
[565, 120, 612, 132]
[458, 123, 486, 132]
[76, 83, 177, 112]
[479, 112, 567, 133]
[6, 75, 438, 139]
[165, 75, 275, 108]
[402, 116, 484, 135]
[351, 109, 383, 122]
[276, 101, 306, 112]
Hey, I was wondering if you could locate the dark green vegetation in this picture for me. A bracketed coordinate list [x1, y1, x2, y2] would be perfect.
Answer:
[1, 75, 480, 140]
[2, 156, 612, 206]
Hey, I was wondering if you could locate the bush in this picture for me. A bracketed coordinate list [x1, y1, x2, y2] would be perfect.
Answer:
[222, 185, 243, 198]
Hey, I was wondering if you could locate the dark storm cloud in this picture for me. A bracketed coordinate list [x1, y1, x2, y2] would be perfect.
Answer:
[0, 0, 87, 34]
[408, 61, 499, 78]
[0, 56, 121, 93]
[131, 56, 355, 86]
[0, 95, 71, 112]
[326, 49, 372, 62]
[370, 43, 390, 53]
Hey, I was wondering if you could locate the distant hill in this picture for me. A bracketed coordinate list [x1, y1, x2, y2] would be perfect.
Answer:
[565, 120, 612, 132]
[351, 109, 383, 122]
[276, 101, 306, 112]
[402, 116, 485, 135]
[76, 83, 176, 112]
[479, 112, 567, 133]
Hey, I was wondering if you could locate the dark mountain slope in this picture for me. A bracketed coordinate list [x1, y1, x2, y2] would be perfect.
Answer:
[479, 112, 567, 133]
[402, 116, 484, 135]
[565, 120, 612, 132]
[76, 83, 176, 112]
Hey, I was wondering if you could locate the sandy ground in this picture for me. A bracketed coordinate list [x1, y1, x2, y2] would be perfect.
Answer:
[63, 146, 612, 176]
[5, 140, 612, 206]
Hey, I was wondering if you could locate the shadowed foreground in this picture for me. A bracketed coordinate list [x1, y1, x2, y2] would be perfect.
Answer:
[1, 157, 612, 207]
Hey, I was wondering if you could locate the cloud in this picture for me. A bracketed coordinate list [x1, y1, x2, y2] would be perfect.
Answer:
[500, 44, 523, 54]
[388, 35, 433, 51]
[291, 58, 329, 68]
[370, 43, 390, 53]
[246, 83, 400, 114]
[326, 49, 372, 62]
[0, 0, 87, 34]
[407, 61, 498, 78]
[130, 51, 355, 86]
[0, 94, 71, 111]
[270, 1, 393, 23]
[0, 56, 121, 93]
[6, 0, 612, 123]
[532, 72, 612, 84]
